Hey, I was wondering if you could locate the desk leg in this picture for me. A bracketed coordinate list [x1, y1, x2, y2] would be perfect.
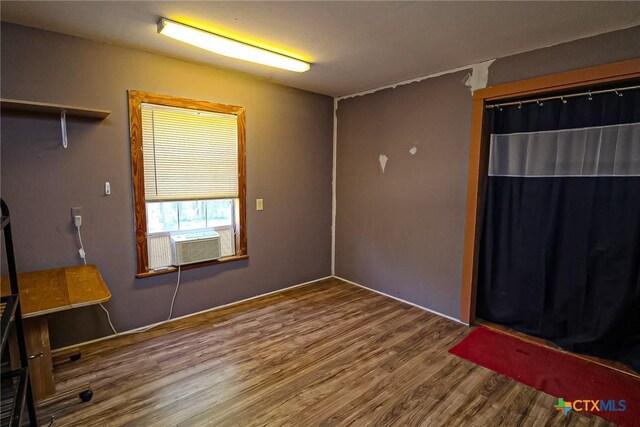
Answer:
[23, 316, 56, 401]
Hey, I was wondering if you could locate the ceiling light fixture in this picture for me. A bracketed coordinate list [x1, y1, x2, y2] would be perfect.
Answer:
[157, 18, 311, 73]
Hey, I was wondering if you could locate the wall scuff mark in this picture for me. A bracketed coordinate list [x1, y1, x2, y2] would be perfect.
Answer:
[337, 58, 495, 101]
[379, 154, 389, 173]
[462, 59, 495, 93]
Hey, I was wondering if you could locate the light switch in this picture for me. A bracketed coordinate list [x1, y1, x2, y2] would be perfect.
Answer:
[256, 198, 264, 211]
[104, 181, 111, 195]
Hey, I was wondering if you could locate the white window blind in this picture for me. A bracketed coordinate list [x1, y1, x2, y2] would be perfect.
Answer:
[141, 103, 239, 201]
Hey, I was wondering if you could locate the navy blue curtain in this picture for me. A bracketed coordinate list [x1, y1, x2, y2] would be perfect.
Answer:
[477, 85, 640, 371]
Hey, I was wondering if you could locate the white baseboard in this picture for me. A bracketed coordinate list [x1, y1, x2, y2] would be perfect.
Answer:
[53, 275, 334, 353]
[334, 275, 469, 326]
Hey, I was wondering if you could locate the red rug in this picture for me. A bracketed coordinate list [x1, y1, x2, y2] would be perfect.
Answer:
[449, 327, 640, 427]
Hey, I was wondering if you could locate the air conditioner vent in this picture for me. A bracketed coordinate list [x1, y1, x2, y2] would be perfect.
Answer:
[170, 231, 221, 266]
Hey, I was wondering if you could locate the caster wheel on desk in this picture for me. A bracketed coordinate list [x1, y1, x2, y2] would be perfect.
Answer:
[69, 354, 81, 362]
[79, 390, 93, 402]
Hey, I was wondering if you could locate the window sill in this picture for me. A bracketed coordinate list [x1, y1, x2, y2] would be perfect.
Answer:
[135, 254, 249, 279]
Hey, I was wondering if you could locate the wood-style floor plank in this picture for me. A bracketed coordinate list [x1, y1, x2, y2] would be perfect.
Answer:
[37, 278, 613, 426]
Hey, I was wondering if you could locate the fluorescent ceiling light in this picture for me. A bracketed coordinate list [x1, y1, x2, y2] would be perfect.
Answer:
[157, 18, 311, 73]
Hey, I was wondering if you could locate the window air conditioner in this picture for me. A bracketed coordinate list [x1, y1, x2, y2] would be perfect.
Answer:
[170, 230, 221, 266]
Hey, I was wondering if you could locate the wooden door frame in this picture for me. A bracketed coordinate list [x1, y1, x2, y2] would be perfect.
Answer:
[460, 58, 640, 324]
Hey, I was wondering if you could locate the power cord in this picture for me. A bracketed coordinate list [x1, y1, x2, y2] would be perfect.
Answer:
[74, 217, 183, 336]
[75, 219, 118, 336]
[98, 303, 118, 336]
[167, 265, 182, 320]
[117, 266, 182, 335]
[73, 216, 87, 266]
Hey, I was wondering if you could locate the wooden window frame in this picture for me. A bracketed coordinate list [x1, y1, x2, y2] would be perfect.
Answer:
[128, 90, 248, 278]
[460, 58, 640, 324]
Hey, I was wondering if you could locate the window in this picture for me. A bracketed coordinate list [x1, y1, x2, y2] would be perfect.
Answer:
[129, 91, 247, 276]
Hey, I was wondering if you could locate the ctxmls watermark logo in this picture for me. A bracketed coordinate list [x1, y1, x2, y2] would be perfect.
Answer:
[554, 398, 627, 415]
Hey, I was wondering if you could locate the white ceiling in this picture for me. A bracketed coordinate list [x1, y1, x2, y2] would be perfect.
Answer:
[2, 1, 639, 97]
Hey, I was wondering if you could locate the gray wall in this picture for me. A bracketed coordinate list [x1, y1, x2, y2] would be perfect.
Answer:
[1, 23, 333, 348]
[335, 25, 640, 320]
[335, 71, 471, 318]
[489, 25, 640, 86]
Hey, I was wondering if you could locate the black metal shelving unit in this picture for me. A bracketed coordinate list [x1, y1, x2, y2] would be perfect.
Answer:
[1, 199, 38, 426]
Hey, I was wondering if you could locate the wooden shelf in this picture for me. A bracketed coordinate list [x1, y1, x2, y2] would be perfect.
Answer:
[1, 98, 110, 148]
[0, 98, 110, 119]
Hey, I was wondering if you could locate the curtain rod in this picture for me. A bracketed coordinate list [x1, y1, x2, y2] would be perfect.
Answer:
[486, 84, 640, 110]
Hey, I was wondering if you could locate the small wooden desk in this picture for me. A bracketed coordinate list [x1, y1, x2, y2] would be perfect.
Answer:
[1, 265, 111, 401]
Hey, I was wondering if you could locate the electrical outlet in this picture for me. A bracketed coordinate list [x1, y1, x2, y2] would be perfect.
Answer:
[256, 199, 264, 211]
[71, 207, 83, 220]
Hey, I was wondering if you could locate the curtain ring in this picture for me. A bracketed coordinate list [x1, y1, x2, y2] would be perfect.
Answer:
[588, 91, 593, 101]
[518, 101, 522, 109]
[615, 89, 623, 97]
[561, 97, 567, 104]
[536, 99, 543, 107]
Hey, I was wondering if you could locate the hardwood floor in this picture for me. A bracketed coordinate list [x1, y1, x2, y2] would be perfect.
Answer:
[37, 278, 612, 426]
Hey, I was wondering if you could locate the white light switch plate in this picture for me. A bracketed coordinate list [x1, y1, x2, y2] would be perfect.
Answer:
[256, 198, 264, 211]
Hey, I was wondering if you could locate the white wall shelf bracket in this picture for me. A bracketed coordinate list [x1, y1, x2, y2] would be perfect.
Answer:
[60, 110, 68, 148]
[0, 98, 110, 150]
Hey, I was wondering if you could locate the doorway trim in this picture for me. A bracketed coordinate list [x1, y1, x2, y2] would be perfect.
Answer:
[460, 58, 640, 324]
